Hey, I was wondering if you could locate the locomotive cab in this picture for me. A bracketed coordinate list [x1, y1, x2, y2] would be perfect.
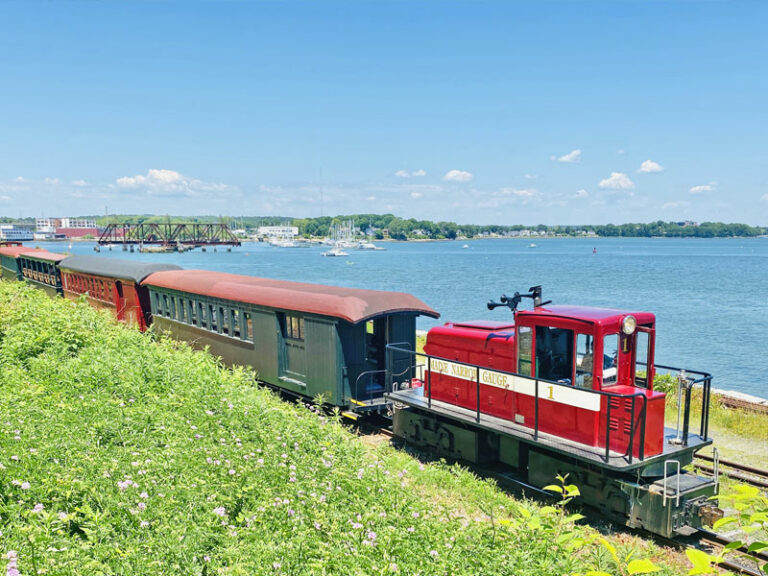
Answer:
[514, 305, 658, 395]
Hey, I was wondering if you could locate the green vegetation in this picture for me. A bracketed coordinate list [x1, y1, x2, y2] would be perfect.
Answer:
[0, 281, 676, 575]
[688, 484, 767, 575]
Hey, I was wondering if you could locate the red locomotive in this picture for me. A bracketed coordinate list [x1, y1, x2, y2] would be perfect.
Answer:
[388, 286, 718, 537]
[422, 289, 665, 458]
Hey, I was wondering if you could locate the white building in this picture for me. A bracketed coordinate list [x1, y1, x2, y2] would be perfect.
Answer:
[257, 225, 299, 238]
[0, 224, 34, 241]
[36, 217, 97, 232]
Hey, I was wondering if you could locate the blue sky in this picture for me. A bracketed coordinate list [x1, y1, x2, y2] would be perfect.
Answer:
[1, 1, 766, 225]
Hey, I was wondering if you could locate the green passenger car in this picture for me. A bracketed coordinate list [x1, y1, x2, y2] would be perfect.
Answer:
[141, 270, 438, 412]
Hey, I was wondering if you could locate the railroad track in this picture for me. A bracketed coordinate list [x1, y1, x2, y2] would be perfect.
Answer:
[695, 454, 768, 489]
[695, 530, 768, 576]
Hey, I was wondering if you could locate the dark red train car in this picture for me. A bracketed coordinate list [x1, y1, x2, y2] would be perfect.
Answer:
[58, 255, 181, 330]
[422, 301, 664, 458]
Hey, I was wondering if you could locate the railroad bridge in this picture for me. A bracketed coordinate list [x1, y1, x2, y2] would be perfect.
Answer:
[98, 222, 241, 249]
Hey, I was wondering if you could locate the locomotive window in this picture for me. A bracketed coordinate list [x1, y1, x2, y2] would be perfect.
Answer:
[634, 330, 650, 388]
[535, 326, 574, 383]
[517, 327, 533, 376]
[169, 296, 176, 319]
[177, 298, 185, 322]
[575, 334, 593, 388]
[152, 292, 160, 315]
[602, 334, 619, 386]
[188, 300, 197, 325]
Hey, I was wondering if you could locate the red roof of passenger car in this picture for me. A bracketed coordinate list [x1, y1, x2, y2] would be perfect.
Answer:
[142, 269, 440, 324]
[516, 304, 655, 327]
[19, 250, 67, 263]
[0, 246, 46, 257]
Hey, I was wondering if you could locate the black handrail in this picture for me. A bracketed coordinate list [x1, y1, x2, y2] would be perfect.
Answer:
[385, 345, 708, 463]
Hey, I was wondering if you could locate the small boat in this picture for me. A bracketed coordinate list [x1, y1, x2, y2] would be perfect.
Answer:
[528, 243, 537, 249]
[462, 244, 469, 249]
[358, 242, 385, 251]
[322, 246, 349, 257]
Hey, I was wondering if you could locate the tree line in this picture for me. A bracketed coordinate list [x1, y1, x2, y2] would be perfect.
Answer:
[2, 214, 765, 239]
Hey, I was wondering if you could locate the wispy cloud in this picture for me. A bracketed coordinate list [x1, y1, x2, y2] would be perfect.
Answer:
[599, 172, 634, 190]
[395, 169, 426, 178]
[524, 173, 538, 180]
[410, 191, 424, 199]
[760, 194, 768, 204]
[689, 183, 715, 194]
[71, 179, 88, 187]
[44, 177, 60, 185]
[0, 195, 12, 202]
[551, 149, 581, 163]
[574, 188, 588, 198]
[638, 160, 664, 173]
[496, 187, 536, 198]
[116, 169, 237, 197]
[443, 169, 473, 182]
[662, 201, 690, 209]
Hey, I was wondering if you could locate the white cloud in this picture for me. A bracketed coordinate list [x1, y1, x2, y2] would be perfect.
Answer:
[617, 149, 626, 155]
[497, 187, 536, 198]
[599, 172, 635, 190]
[15, 176, 24, 182]
[71, 179, 88, 187]
[689, 184, 714, 194]
[44, 177, 60, 185]
[410, 191, 423, 199]
[395, 169, 426, 178]
[443, 169, 473, 182]
[760, 194, 768, 203]
[366, 195, 376, 201]
[551, 149, 581, 163]
[638, 160, 664, 173]
[662, 201, 690, 209]
[574, 188, 588, 198]
[116, 168, 236, 197]
[524, 173, 538, 180]
[0, 195, 12, 202]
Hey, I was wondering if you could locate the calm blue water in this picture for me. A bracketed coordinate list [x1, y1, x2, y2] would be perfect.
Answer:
[39, 237, 768, 398]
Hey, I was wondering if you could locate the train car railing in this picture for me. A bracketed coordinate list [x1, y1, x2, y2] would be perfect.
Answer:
[386, 345, 711, 464]
[651, 363, 713, 443]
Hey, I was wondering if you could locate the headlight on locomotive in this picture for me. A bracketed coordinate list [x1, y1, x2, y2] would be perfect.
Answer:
[622, 315, 637, 335]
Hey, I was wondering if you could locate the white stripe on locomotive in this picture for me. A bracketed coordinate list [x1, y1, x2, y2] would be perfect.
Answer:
[427, 358, 601, 412]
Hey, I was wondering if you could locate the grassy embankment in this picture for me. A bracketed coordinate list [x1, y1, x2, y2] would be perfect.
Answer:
[0, 281, 685, 575]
